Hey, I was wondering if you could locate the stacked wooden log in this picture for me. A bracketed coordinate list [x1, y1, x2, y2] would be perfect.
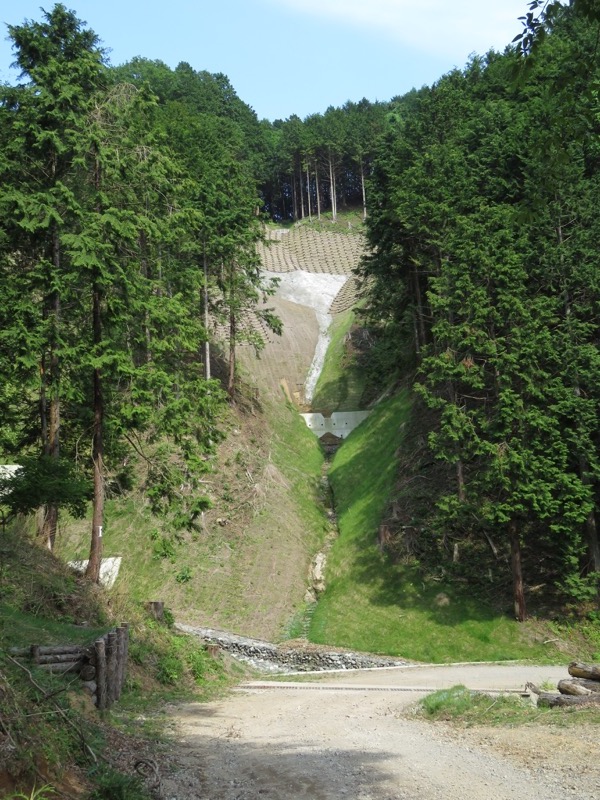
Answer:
[527, 662, 600, 708]
[9, 623, 129, 710]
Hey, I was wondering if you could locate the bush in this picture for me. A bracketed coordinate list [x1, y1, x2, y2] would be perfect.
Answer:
[155, 652, 184, 685]
[88, 766, 150, 800]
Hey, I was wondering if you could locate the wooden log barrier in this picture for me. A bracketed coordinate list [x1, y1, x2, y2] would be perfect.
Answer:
[80, 664, 96, 682]
[106, 631, 118, 707]
[9, 645, 87, 657]
[37, 653, 86, 665]
[12, 625, 129, 710]
[115, 626, 125, 700]
[38, 661, 81, 674]
[95, 638, 107, 710]
[119, 625, 126, 692]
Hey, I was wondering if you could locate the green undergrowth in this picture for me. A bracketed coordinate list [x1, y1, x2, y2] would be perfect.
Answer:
[418, 685, 600, 727]
[311, 309, 367, 413]
[308, 391, 567, 663]
[0, 524, 241, 796]
[57, 396, 327, 641]
[268, 208, 365, 236]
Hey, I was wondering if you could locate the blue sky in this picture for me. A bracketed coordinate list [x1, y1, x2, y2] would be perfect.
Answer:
[0, 1, 528, 121]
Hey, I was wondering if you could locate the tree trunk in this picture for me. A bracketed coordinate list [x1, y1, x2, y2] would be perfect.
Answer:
[298, 159, 306, 220]
[360, 159, 367, 221]
[86, 154, 104, 584]
[332, 165, 337, 221]
[139, 229, 152, 363]
[291, 171, 298, 221]
[203, 244, 211, 381]
[306, 162, 312, 222]
[315, 163, 321, 221]
[558, 209, 600, 573]
[41, 226, 61, 550]
[86, 282, 104, 584]
[328, 151, 337, 221]
[578, 453, 600, 573]
[585, 508, 600, 573]
[228, 307, 236, 399]
[456, 459, 466, 503]
[509, 519, 527, 621]
[227, 260, 236, 399]
[412, 264, 428, 355]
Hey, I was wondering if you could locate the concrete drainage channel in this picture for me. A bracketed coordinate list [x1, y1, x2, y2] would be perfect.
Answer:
[240, 681, 531, 694]
[176, 623, 409, 674]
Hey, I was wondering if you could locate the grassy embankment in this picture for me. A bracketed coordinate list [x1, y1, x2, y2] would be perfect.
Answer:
[0, 519, 244, 798]
[308, 389, 572, 664]
[310, 309, 366, 413]
[57, 395, 328, 642]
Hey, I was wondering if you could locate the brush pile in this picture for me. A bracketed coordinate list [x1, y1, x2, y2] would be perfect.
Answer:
[527, 662, 600, 707]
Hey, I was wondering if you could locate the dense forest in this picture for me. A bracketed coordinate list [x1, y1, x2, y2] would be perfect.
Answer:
[360, 2, 600, 620]
[0, 1, 598, 622]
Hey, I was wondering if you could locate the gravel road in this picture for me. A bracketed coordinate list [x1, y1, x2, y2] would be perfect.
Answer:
[158, 663, 599, 800]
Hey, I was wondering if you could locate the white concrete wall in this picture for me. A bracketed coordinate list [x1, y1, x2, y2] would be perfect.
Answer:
[300, 410, 371, 440]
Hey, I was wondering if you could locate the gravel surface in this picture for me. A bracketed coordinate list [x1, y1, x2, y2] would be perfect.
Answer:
[156, 663, 600, 800]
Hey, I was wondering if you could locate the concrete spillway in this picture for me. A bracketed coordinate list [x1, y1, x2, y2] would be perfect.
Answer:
[300, 410, 371, 441]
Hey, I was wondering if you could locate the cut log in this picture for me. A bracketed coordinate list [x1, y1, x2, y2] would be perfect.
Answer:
[9, 647, 30, 656]
[557, 679, 593, 696]
[568, 661, 600, 681]
[145, 601, 164, 622]
[37, 653, 85, 665]
[106, 631, 118, 706]
[80, 664, 96, 682]
[9, 645, 87, 657]
[538, 692, 600, 708]
[527, 681, 600, 707]
[37, 645, 87, 656]
[95, 638, 107, 710]
[37, 661, 81, 674]
[563, 676, 600, 693]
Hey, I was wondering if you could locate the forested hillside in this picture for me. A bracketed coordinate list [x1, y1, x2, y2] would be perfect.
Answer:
[0, 3, 600, 619]
[2, 1, 600, 793]
[0, 5, 278, 583]
[359, 3, 600, 621]
[1, 2, 599, 630]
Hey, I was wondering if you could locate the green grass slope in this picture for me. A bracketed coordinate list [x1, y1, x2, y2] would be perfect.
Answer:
[311, 309, 367, 412]
[308, 391, 565, 663]
[57, 397, 328, 641]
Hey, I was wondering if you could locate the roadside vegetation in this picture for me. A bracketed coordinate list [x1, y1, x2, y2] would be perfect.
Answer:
[418, 685, 600, 728]
[0, 521, 243, 798]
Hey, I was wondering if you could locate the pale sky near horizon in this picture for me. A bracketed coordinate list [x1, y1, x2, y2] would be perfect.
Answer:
[0, 1, 530, 121]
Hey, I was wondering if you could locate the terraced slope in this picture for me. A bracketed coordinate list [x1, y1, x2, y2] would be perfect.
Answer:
[257, 226, 363, 275]
[237, 223, 365, 402]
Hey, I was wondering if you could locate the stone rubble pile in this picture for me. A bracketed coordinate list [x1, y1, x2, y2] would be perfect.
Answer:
[176, 623, 407, 673]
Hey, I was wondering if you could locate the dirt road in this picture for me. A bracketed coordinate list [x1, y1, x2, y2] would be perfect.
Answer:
[159, 663, 599, 800]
